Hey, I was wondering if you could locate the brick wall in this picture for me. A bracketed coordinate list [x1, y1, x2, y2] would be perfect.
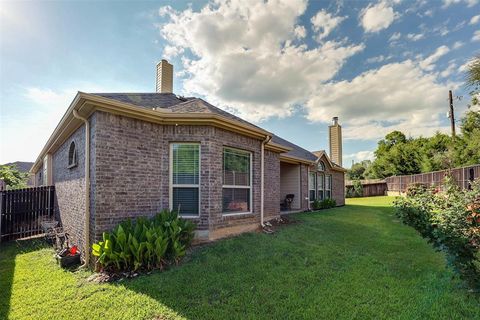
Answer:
[92, 111, 275, 241]
[331, 170, 345, 206]
[51, 114, 97, 256]
[264, 150, 280, 220]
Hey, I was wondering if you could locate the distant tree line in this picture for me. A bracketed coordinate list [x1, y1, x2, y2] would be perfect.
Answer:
[348, 55, 480, 180]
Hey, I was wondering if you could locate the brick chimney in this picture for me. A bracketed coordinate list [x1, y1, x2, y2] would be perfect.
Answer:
[156, 59, 173, 93]
[329, 116, 342, 166]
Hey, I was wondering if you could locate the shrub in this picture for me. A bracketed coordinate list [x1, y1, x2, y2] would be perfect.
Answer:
[320, 198, 336, 209]
[346, 180, 363, 198]
[92, 209, 196, 272]
[394, 176, 480, 289]
[312, 198, 337, 210]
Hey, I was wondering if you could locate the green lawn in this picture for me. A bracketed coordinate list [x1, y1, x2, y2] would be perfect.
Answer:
[1, 196, 479, 319]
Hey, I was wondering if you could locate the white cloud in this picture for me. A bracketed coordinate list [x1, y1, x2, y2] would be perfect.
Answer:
[366, 55, 392, 64]
[310, 10, 346, 41]
[156, 1, 459, 144]
[158, 0, 364, 122]
[345, 150, 375, 163]
[442, 0, 478, 7]
[453, 41, 464, 49]
[304, 57, 455, 140]
[406, 33, 424, 41]
[424, 9, 434, 17]
[294, 25, 306, 39]
[473, 30, 480, 42]
[440, 62, 457, 78]
[163, 45, 184, 59]
[418, 45, 450, 71]
[470, 15, 480, 25]
[359, 1, 398, 33]
[389, 32, 401, 41]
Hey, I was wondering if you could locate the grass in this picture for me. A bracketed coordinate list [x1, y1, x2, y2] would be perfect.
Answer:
[1, 196, 479, 319]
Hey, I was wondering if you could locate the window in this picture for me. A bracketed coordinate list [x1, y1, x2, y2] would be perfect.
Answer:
[317, 173, 324, 200]
[222, 147, 251, 214]
[68, 141, 78, 168]
[308, 172, 316, 201]
[325, 175, 332, 199]
[170, 143, 200, 217]
[317, 161, 325, 172]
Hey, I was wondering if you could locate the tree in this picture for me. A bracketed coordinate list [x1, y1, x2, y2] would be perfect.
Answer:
[0, 165, 28, 189]
[347, 160, 372, 180]
[466, 55, 480, 108]
[453, 110, 480, 166]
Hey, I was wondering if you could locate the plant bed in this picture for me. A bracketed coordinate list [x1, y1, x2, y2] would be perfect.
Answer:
[92, 209, 196, 273]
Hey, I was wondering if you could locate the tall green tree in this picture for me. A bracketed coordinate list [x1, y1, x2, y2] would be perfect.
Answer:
[466, 55, 480, 108]
[0, 165, 29, 189]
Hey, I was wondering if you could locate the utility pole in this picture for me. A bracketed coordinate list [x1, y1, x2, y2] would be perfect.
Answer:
[448, 90, 456, 138]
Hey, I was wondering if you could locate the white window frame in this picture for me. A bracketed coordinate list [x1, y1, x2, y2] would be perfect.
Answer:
[169, 142, 201, 218]
[222, 147, 253, 216]
[317, 173, 325, 201]
[317, 161, 325, 172]
[325, 174, 332, 199]
[308, 171, 316, 203]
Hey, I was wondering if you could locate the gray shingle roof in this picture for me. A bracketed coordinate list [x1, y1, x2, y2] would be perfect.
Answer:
[271, 135, 318, 162]
[92, 93, 194, 109]
[90, 92, 322, 163]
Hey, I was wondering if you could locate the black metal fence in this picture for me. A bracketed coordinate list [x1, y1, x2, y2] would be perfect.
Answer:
[0, 186, 55, 242]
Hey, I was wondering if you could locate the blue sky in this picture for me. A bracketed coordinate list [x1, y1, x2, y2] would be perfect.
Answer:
[1, 0, 479, 167]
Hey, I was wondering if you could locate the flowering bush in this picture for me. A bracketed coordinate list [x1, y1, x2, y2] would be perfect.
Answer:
[394, 176, 480, 289]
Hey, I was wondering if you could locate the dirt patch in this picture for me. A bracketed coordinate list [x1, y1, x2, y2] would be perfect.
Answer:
[262, 215, 299, 234]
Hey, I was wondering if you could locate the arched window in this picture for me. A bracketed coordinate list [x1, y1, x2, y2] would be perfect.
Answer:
[317, 161, 325, 172]
[68, 141, 78, 168]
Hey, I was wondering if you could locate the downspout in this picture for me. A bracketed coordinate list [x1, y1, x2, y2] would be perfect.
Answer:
[261, 135, 272, 227]
[73, 109, 91, 267]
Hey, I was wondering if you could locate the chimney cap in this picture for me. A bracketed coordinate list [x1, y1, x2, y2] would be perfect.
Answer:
[332, 116, 339, 125]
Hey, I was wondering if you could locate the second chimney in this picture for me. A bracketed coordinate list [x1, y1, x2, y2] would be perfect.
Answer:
[329, 116, 342, 166]
[156, 59, 173, 93]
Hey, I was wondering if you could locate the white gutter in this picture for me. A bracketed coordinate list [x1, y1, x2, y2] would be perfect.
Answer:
[260, 136, 272, 227]
[72, 109, 91, 267]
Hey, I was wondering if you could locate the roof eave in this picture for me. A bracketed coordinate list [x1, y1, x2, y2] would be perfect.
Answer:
[30, 92, 272, 173]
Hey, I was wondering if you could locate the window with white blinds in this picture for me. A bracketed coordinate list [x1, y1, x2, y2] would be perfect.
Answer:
[325, 175, 332, 199]
[308, 172, 316, 201]
[170, 143, 200, 216]
[222, 147, 251, 214]
[317, 173, 324, 200]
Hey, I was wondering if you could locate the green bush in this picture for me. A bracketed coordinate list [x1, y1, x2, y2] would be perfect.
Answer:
[92, 209, 196, 272]
[346, 180, 363, 198]
[312, 198, 337, 210]
[394, 176, 480, 288]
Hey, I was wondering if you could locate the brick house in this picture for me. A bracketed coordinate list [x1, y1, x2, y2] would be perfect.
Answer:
[30, 60, 346, 260]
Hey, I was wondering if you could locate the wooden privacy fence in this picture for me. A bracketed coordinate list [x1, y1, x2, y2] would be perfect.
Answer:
[345, 179, 388, 197]
[0, 186, 55, 242]
[385, 164, 480, 193]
